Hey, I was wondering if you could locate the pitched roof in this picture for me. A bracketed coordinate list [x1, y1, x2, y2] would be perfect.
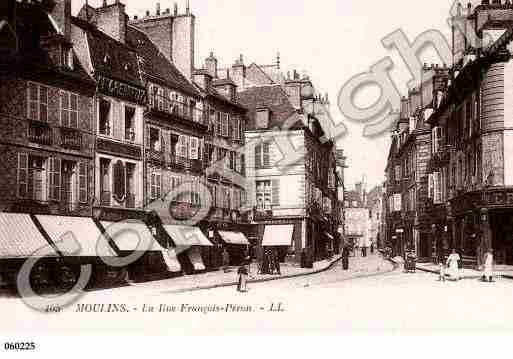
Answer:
[126, 25, 200, 97]
[71, 16, 143, 88]
[237, 85, 303, 130]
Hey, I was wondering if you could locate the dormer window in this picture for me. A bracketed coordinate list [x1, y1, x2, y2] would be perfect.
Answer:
[256, 109, 270, 129]
[62, 48, 74, 70]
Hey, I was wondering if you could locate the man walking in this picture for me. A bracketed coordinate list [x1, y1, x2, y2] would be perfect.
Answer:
[483, 249, 494, 283]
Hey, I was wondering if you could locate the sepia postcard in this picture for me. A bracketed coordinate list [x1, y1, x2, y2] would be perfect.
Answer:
[1, 0, 513, 357]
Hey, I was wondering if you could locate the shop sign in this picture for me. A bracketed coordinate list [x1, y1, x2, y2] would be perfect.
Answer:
[97, 75, 146, 105]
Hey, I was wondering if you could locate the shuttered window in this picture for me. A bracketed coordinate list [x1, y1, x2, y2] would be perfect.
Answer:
[151, 171, 162, 200]
[255, 142, 270, 169]
[47, 157, 61, 201]
[61, 91, 79, 128]
[17, 153, 29, 198]
[271, 179, 280, 206]
[28, 82, 48, 122]
[78, 162, 88, 203]
[189, 137, 199, 160]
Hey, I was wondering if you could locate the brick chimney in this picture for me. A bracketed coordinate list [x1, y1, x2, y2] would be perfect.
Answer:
[231, 54, 246, 89]
[130, 3, 195, 79]
[205, 52, 218, 78]
[95, 0, 127, 44]
[50, 0, 72, 41]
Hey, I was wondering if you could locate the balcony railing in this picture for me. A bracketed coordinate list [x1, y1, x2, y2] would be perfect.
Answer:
[100, 191, 111, 207]
[149, 95, 206, 126]
[171, 156, 203, 172]
[60, 127, 82, 150]
[146, 149, 165, 165]
[28, 120, 52, 146]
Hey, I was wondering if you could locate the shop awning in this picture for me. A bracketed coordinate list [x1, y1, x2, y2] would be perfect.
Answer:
[162, 225, 213, 247]
[324, 232, 334, 240]
[0, 213, 59, 258]
[36, 215, 115, 257]
[262, 225, 294, 246]
[188, 247, 206, 272]
[101, 221, 164, 252]
[218, 231, 249, 245]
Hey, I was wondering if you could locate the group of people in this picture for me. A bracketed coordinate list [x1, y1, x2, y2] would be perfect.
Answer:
[438, 248, 495, 282]
[258, 249, 281, 275]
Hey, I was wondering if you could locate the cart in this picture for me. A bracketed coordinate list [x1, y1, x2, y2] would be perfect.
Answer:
[404, 252, 417, 273]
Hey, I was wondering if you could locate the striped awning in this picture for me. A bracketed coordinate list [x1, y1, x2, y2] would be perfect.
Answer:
[262, 225, 294, 246]
[218, 231, 250, 245]
[36, 215, 115, 257]
[163, 225, 213, 247]
[101, 221, 164, 252]
[0, 213, 58, 258]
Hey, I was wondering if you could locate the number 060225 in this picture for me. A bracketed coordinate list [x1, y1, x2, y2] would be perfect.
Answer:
[4, 342, 36, 351]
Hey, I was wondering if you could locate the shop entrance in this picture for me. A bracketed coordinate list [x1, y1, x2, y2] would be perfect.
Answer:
[491, 211, 513, 265]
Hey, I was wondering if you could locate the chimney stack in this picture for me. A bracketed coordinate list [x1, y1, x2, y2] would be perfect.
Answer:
[50, 0, 72, 41]
[95, 0, 127, 44]
[205, 52, 218, 78]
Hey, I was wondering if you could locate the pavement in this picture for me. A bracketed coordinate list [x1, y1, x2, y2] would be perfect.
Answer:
[124, 255, 345, 294]
[415, 262, 513, 280]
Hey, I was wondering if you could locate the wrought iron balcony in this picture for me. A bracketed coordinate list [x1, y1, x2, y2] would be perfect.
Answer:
[171, 156, 203, 172]
[60, 127, 82, 150]
[28, 119, 52, 146]
[149, 95, 206, 126]
[146, 149, 165, 166]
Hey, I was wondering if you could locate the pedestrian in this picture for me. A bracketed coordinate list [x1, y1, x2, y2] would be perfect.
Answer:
[438, 260, 446, 282]
[237, 264, 249, 292]
[483, 249, 494, 283]
[222, 248, 230, 273]
[274, 250, 281, 275]
[446, 248, 461, 281]
[342, 246, 350, 270]
[370, 242, 374, 255]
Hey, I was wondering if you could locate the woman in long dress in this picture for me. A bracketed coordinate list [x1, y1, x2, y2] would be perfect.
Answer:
[237, 265, 249, 292]
[483, 249, 494, 282]
[446, 249, 461, 281]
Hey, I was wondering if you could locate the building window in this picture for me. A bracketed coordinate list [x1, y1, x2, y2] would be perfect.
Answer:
[256, 109, 270, 129]
[432, 126, 443, 153]
[232, 116, 241, 139]
[125, 105, 136, 142]
[255, 142, 271, 169]
[28, 82, 48, 122]
[189, 136, 199, 160]
[221, 113, 229, 137]
[99, 98, 111, 136]
[177, 135, 189, 158]
[61, 91, 78, 128]
[256, 180, 272, 210]
[78, 162, 88, 203]
[17, 154, 49, 202]
[149, 127, 161, 152]
[216, 112, 222, 135]
[150, 170, 162, 200]
[47, 157, 61, 201]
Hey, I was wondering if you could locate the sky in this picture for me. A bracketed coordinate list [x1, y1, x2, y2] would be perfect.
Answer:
[72, 0, 468, 190]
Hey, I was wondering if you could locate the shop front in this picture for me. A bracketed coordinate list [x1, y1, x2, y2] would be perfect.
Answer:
[161, 225, 214, 274]
[0, 213, 61, 291]
[217, 230, 250, 266]
[100, 220, 173, 282]
[35, 215, 127, 289]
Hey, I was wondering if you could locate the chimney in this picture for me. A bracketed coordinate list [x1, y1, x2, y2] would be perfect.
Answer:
[231, 55, 246, 90]
[205, 52, 218, 78]
[130, 4, 195, 79]
[193, 69, 212, 91]
[95, 0, 127, 44]
[50, 0, 72, 41]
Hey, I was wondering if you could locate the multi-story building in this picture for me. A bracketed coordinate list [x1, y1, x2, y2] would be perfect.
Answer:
[344, 182, 370, 250]
[73, 3, 147, 221]
[0, 0, 96, 217]
[229, 59, 339, 262]
[425, 0, 513, 266]
[367, 185, 384, 249]
[383, 65, 448, 258]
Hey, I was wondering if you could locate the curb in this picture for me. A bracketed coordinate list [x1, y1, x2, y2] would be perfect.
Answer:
[162, 256, 345, 294]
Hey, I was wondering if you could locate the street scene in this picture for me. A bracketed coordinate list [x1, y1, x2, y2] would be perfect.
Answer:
[2, 0, 513, 348]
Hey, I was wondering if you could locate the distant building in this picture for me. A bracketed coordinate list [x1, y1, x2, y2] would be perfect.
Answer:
[344, 182, 370, 248]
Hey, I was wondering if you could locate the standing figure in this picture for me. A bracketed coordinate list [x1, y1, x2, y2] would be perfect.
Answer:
[342, 246, 350, 270]
[370, 242, 374, 255]
[446, 249, 461, 281]
[274, 249, 281, 275]
[483, 249, 494, 283]
[222, 248, 230, 273]
[237, 265, 249, 292]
